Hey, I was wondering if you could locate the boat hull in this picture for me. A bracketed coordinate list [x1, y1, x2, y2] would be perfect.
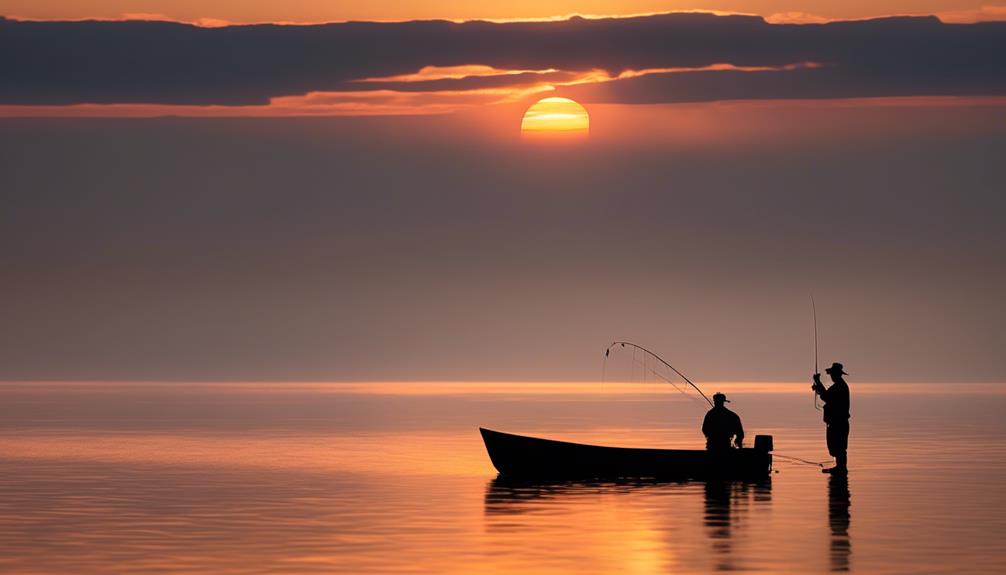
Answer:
[480, 428, 771, 480]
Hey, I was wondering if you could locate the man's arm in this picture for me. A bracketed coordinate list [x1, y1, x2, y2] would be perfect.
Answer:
[734, 414, 744, 447]
[813, 373, 830, 402]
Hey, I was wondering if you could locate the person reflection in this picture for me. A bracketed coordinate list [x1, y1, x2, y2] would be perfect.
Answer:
[703, 479, 772, 571]
[828, 475, 852, 571]
[703, 480, 735, 570]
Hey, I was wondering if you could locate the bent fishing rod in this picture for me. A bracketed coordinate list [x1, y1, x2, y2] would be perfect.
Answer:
[811, 295, 822, 411]
[605, 340, 823, 468]
[604, 341, 714, 408]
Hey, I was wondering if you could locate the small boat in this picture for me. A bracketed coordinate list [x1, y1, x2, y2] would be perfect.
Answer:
[480, 428, 773, 480]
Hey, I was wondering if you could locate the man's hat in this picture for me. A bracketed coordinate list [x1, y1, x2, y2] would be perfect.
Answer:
[712, 392, 730, 403]
[825, 362, 849, 375]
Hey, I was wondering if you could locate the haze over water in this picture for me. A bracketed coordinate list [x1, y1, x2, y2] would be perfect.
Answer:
[1, 381, 1003, 574]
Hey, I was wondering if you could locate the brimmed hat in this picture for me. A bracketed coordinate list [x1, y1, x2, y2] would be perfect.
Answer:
[712, 392, 730, 403]
[825, 362, 849, 376]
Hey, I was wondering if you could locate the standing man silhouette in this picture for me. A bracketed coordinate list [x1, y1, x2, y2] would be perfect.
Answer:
[813, 363, 850, 474]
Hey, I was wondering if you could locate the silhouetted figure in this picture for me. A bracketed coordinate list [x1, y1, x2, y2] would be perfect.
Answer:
[813, 362, 850, 474]
[702, 392, 744, 451]
[828, 474, 852, 571]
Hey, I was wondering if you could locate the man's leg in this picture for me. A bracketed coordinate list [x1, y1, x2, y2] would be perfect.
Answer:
[824, 423, 848, 473]
[833, 421, 849, 472]
[835, 452, 847, 472]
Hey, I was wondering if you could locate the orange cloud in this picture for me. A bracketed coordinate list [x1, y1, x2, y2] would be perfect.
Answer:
[4, 95, 1005, 120]
[121, 13, 232, 27]
[354, 65, 560, 83]
[936, 4, 1006, 22]
[5, 5, 1006, 28]
[765, 12, 831, 24]
[0, 84, 555, 118]
[6, 12, 235, 27]
[768, 5, 1006, 24]
[0, 63, 842, 118]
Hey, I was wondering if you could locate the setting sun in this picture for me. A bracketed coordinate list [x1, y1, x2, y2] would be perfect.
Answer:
[520, 97, 590, 137]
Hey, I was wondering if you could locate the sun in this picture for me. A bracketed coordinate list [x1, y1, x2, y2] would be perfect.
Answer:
[520, 97, 589, 138]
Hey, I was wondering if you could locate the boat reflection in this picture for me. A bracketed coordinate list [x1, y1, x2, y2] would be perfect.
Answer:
[484, 476, 684, 515]
[484, 476, 773, 571]
[828, 475, 852, 571]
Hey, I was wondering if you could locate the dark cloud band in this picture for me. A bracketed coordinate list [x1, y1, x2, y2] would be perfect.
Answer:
[1, 13, 1004, 106]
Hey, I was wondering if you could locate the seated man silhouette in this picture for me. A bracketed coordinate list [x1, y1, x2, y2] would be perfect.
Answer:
[702, 392, 744, 452]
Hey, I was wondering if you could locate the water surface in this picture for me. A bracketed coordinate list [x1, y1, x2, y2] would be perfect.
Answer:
[0, 382, 1003, 573]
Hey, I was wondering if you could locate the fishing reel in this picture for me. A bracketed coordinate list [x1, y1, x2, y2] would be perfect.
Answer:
[811, 372, 823, 411]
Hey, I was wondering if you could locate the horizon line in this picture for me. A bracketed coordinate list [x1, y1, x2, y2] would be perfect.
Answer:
[1, 379, 1002, 385]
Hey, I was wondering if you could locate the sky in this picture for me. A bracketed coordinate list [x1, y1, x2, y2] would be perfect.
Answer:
[3, 1, 1006, 23]
[1, 3, 1004, 383]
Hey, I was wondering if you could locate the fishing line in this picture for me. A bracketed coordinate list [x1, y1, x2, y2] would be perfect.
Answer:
[631, 359, 710, 408]
[773, 453, 828, 467]
[631, 345, 637, 380]
[604, 341, 714, 408]
[616, 346, 710, 407]
[607, 345, 704, 404]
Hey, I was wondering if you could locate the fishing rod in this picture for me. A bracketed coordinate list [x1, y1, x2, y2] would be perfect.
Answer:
[811, 295, 822, 411]
[604, 341, 714, 408]
[627, 359, 711, 408]
[606, 341, 828, 470]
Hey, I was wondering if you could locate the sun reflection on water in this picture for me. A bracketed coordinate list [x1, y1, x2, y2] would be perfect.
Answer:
[0, 382, 1003, 574]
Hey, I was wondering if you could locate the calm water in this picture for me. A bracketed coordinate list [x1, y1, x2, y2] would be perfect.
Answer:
[0, 381, 1003, 574]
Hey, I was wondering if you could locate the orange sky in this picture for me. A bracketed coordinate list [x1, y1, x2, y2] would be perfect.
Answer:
[3, 0, 1005, 23]
[3, 5, 1003, 118]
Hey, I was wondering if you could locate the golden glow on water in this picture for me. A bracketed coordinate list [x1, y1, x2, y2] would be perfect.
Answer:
[0, 431, 492, 477]
[0, 382, 1004, 574]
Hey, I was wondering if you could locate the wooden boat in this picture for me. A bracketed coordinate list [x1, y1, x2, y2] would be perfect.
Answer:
[480, 428, 773, 480]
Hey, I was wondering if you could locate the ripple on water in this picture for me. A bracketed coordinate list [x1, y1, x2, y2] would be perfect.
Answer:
[0, 382, 1003, 574]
